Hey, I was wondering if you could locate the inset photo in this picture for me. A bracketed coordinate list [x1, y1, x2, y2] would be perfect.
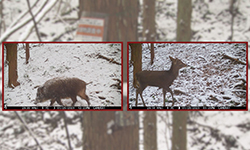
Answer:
[2, 42, 122, 111]
[128, 42, 247, 111]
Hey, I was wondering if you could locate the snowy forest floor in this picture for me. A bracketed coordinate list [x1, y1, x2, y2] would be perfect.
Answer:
[4, 43, 122, 107]
[129, 43, 246, 107]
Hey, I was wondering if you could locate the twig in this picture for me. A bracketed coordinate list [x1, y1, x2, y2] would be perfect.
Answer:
[19, 0, 58, 41]
[9, 0, 40, 28]
[14, 112, 43, 150]
[97, 53, 121, 65]
[52, 27, 76, 41]
[0, 0, 3, 35]
[26, 0, 41, 41]
[222, 54, 246, 65]
[0, 0, 48, 42]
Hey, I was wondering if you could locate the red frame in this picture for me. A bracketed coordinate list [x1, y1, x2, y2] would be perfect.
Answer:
[2, 41, 123, 111]
[127, 41, 248, 111]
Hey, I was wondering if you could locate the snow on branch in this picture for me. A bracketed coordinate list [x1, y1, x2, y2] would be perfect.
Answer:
[0, 0, 57, 42]
[19, 0, 58, 41]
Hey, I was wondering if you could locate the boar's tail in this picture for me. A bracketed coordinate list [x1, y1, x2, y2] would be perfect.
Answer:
[86, 81, 93, 85]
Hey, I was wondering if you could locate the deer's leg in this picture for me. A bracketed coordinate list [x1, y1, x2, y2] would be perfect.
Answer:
[163, 88, 166, 107]
[136, 89, 139, 106]
[139, 93, 146, 107]
[166, 87, 175, 106]
[136, 85, 147, 107]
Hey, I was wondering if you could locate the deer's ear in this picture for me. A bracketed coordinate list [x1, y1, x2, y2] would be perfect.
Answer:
[169, 56, 174, 61]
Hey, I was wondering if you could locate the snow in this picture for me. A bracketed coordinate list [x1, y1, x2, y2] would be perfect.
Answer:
[4, 43, 122, 107]
[0, 0, 250, 150]
[129, 43, 246, 108]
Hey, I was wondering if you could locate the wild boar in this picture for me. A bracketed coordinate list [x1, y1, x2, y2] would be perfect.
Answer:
[34, 77, 90, 106]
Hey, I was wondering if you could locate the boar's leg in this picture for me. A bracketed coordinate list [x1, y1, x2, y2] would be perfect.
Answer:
[85, 96, 90, 106]
[71, 96, 77, 106]
[78, 95, 90, 106]
[50, 98, 56, 106]
[78, 90, 90, 106]
[55, 98, 64, 106]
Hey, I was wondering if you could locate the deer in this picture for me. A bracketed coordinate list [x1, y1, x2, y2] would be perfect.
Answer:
[135, 56, 187, 107]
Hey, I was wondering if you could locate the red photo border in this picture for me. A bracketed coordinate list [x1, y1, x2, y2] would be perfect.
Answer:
[127, 41, 248, 111]
[2, 41, 123, 111]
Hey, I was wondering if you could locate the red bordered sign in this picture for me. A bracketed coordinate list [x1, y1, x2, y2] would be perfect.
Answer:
[75, 12, 108, 41]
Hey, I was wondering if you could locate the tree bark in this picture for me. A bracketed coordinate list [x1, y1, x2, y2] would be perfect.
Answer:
[143, 0, 156, 41]
[176, 0, 192, 41]
[83, 111, 139, 150]
[143, 112, 157, 150]
[172, 0, 192, 149]
[79, 0, 138, 42]
[80, 1, 139, 149]
[5, 43, 20, 88]
[172, 112, 187, 150]
[130, 43, 142, 88]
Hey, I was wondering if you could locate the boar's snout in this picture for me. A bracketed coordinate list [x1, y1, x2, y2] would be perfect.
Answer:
[34, 86, 46, 104]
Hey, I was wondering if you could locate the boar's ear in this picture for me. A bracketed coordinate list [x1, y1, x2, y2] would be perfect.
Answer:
[33, 85, 40, 89]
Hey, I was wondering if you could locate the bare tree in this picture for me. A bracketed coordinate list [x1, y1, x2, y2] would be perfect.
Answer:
[144, 112, 157, 150]
[172, 112, 188, 150]
[5, 43, 20, 88]
[80, 1, 139, 149]
[83, 112, 139, 150]
[176, 0, 192, 41]
[130, 43, 142, 88]
[143, 0, 156, 41]
[14, 112, 43, 150]
[26, 0, 41, 41]
[171, 0, 192, 149]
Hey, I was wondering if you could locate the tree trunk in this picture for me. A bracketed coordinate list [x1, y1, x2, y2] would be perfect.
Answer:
[5, 43, 20, 88]
[176, 0, 192, 41]
[143, 0, 156, 41]
[83, 111, 139, 150]
[144, 112, 157, 150]
[172, 112, 187, 150]
[130, 43, 142, 88]
[80, 2, 139, 149]
[172, 0, 192, 149]
[79, 0, 138, 42]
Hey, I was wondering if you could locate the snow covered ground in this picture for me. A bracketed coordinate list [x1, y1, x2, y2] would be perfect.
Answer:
[4, 43, 122, 107]
[129, 43, 246, 108]
[0, 0, 250, 150]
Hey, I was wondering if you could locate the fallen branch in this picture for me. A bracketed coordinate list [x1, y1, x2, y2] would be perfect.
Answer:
[222, 54, 246, 65]
[97, 53, 121, 65]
